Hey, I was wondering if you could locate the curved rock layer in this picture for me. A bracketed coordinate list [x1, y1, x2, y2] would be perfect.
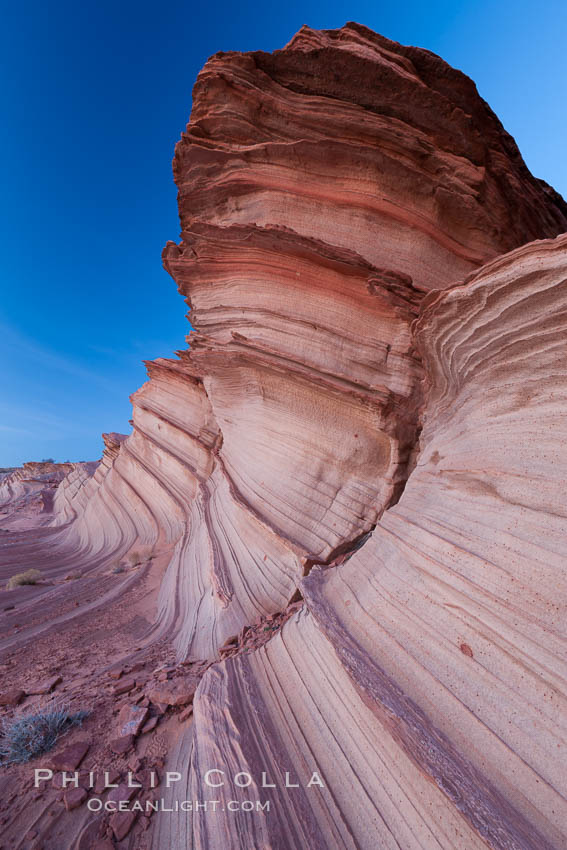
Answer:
[49, 23, 567, 663]
[185, 234, 567, 850]
[56, 242, 425, 659]
[0, 461, 74, 528]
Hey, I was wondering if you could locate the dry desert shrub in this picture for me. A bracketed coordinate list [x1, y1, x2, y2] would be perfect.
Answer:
[6, 568, 42, 590]
[127, 546, 155, 566]
[0, 704, 89, 764]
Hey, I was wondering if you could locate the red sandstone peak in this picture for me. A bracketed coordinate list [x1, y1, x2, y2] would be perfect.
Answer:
[176, 21, 567, 295]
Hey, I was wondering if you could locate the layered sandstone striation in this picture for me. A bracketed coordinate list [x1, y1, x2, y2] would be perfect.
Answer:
[0, 461, 74, 528]
[2, 22, 566, 850]
[49, 21, 567, 662]
[185, 234, 567, 849]
[174, 22, 567, 290]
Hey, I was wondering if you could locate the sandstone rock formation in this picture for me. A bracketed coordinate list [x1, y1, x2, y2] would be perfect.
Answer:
[51, 21, 567, 660]
[174, 22, 567, 291]
[183, 233, 567, 850]
[0, 461, 74, 528]
[1, 21, 566, 850]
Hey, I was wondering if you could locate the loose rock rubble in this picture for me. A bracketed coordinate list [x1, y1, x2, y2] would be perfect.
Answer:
[218, 600, 304, 661]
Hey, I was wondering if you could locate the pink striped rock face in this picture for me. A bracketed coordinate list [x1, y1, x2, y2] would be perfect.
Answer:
[164, 224, 424, 559]
[3, 22, 566, 850]
[154, 24, 567, 850]
[47, 23, 567, 663]
[185, 235, 567, 850]
[151, 22, 566, 659]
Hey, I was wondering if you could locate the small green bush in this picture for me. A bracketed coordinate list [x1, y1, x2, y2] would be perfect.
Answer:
[0, 705, 89, 765]
[6, 569, 42, 590]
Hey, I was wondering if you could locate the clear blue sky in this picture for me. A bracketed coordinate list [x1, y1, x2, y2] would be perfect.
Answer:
[1, 0, 566, 466]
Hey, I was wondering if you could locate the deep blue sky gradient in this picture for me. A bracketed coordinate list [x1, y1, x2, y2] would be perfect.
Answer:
[1, 0, 566, 465]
